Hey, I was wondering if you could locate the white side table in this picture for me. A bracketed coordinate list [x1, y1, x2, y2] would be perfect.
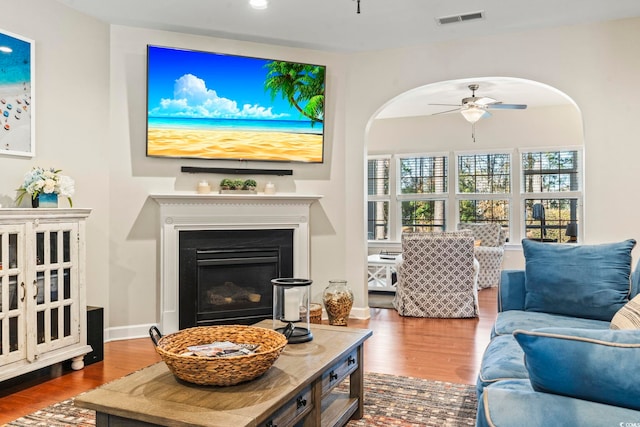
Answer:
[367, 254, 399, 292]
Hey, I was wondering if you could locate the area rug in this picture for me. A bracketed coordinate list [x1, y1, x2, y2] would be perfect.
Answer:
[6, 372, 477, 426]
[368, 291, 395, 309]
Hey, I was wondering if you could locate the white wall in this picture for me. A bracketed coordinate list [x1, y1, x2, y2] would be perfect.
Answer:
[0, 1, 111, 325]
[3, 1, 639, 337]
[368, 104, 583, 154]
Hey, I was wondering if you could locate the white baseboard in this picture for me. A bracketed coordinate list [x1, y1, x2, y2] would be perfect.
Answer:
[350, 305, 371, 320]
[105, 323, 157, 342]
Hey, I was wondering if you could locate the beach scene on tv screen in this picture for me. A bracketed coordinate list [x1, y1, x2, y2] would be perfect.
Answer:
[146, 46, 325, 163]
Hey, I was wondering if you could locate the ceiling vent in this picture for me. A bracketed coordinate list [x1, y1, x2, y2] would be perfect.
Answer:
[437, 11, 484, 25]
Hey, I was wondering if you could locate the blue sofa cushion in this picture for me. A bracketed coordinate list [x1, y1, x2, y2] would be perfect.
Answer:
[514, 327, 640, 411]
[477, 379, 640, 427]
[522, 239, 635, 321]
[492, 310, 610, 337]
[476, 334, 528, 396]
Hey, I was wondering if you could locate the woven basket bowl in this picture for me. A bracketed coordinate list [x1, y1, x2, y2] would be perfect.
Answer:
[155, 325, 288, 386]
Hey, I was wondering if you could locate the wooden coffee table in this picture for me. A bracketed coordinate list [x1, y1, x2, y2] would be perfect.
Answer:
[75, 321, 372, 426]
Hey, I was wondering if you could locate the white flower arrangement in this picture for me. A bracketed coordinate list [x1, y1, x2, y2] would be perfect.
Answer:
[15, 167, 75, 207]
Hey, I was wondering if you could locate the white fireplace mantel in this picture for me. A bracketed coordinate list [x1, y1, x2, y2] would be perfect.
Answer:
[150, 192, 322, 334]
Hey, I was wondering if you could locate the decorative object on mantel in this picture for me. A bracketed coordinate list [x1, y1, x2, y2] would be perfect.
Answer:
[264, 181, 276, 194]
[15, 166, 74, 208]
[196, 180, 211, 194]
[219, 178, 257, 194]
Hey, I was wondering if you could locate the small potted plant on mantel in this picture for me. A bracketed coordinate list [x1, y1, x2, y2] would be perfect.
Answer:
[243, 179, 257, 191]
[219, 178, 257, 194]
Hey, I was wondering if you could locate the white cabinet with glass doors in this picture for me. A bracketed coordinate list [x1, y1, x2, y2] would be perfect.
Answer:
[0, 209, 92, 382]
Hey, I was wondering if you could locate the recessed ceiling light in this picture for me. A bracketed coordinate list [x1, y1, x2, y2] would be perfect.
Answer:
[249, 0, 268, 10]
[0, 46, 12, 53]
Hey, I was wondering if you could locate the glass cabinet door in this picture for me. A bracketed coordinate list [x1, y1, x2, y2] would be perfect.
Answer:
[0, 225, 26, 365]
[33, 223, 79, 354]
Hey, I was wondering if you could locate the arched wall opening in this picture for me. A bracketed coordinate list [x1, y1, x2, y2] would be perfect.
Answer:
[364, 76, 584, 271]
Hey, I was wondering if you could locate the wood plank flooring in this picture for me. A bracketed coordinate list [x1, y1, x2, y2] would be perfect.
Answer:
[0, 287, 497, 424]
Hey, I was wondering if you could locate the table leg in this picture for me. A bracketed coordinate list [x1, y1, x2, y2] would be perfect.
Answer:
[350, 345, 365, 419]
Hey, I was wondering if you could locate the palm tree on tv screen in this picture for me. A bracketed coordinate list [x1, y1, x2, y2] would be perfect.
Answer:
[264, 61, 324, 126]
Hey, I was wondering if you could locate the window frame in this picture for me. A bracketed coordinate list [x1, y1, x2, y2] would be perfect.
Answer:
[395, 152, 449, 237]
[519, 146, 584, 243]
[367, 155, 392, 241]
[454, 149, 513, 236]
[366, 146, 584, 245]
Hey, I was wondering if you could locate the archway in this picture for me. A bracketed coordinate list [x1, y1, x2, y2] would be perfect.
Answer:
[365, 77, 584, 270]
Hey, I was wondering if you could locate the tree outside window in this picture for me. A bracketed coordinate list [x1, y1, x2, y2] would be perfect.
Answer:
[457, 153, 511, 236]
[399, 156, 447, 233]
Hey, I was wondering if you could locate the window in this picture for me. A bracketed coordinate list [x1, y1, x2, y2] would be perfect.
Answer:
[398, 155, 448, 233]
[457, 153, 511, 234]
[521, 150, 582, 243]
[366, 148, 583, 244]
[367, 154, 447, 241]
[367, 157, 390, 240]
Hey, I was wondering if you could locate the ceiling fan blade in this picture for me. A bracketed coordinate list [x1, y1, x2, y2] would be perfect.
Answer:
[475, 97, 497, 105]
[486, 103, 527, 110]
[431, 108, 461, 116]
[428, 103, 462, 107]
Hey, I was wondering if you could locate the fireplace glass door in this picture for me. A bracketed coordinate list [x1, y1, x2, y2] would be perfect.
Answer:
[179, 229, 293, 328]
[196, 248, 276, 325]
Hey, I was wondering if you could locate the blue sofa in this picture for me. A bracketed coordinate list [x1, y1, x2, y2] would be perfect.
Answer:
[476, 239, 640, 427]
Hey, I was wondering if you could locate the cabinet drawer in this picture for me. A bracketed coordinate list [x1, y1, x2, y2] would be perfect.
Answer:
[321, 349, 358, 396]
[262, 386, 312, 427]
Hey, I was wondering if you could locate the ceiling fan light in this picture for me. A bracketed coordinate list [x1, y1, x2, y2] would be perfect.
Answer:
[249, 0, 268, 9]
[460, 106, 485, 124]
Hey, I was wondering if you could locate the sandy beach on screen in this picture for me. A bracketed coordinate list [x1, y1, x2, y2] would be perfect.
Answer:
[147, 127, 324, 162]
[0, 83, 32, 155]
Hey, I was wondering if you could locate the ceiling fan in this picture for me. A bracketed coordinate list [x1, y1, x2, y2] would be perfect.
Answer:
[430, 84, 528, 124]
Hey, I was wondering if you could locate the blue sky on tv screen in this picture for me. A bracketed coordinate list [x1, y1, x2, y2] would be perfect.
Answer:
[147, 45, 320, 122]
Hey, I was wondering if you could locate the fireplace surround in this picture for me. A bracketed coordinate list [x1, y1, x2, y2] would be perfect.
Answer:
[151, 192, 322, 334]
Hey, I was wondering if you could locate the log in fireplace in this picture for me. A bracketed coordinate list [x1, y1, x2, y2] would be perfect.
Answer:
[178, 229, 293, 328]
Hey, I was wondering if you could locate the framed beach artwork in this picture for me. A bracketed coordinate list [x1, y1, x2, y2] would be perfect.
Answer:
[0, 28, 34, 157]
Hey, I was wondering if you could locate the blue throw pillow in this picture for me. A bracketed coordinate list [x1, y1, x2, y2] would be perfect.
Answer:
[522, 239, 635, 321]
[514, 327, 640, 411]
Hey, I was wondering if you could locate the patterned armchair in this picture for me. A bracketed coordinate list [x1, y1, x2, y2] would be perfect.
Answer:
[393, 232, 479, 318]
[457, 223, 506, 289]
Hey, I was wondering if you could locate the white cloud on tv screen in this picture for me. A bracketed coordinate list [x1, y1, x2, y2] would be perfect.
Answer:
[149, 74, 288, 120]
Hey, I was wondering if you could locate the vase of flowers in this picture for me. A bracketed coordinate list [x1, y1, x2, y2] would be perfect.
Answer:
[15, 167, 75, 208]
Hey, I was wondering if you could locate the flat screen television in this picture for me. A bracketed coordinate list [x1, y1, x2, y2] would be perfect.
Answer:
[146, 45, 326, 163]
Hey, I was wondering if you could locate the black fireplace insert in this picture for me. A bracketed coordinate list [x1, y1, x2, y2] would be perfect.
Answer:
[179, 229, 293, 328]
